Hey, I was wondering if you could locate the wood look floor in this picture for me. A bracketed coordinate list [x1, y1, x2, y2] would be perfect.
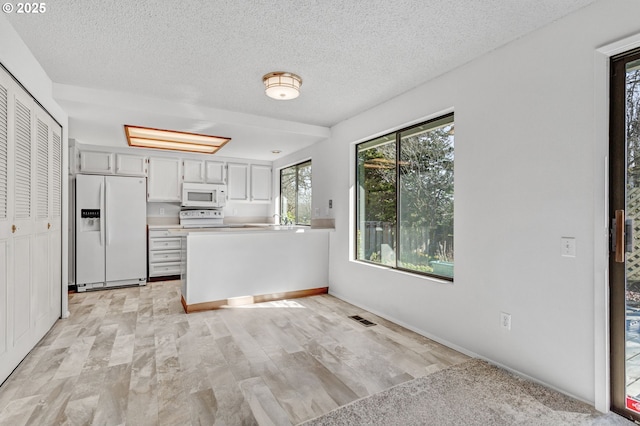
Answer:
[0, 281, 469, 425]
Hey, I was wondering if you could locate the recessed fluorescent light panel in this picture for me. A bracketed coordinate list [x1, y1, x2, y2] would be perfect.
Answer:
[124, 125, 231, 154]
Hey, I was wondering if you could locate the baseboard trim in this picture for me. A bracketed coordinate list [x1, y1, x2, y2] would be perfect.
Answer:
[328, 288, 595, 409]
[181, 286, 329, 314]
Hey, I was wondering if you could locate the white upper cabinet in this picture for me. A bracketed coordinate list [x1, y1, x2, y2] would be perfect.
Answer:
[183, 159, 226, 184]
[228, 162, 272, 202]
[147, 157, 181, 202]
[250, 164, 272, 202]
[115, 153, 146, 176]
[183, 159, 205, 183]
[79, 151, 146, 177]
[79, 151, 114, 174]
[227, 162, 248, 201]
[73, 148, 271, 204]
[205, 160, 225, 184]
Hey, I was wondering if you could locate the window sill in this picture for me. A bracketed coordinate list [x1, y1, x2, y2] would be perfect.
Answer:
[351, 259, 453, 284]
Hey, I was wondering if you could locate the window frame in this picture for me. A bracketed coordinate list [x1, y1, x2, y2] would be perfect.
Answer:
[355, 113, 454, 281]
[279, 159, 312, 226]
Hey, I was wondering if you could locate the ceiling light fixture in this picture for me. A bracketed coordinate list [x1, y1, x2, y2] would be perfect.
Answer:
[262, 72, 302, 100]
[124, 125, 230, 154]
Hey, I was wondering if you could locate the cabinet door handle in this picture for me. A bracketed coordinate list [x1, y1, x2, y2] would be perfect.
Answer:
[47, 223, 51, 229]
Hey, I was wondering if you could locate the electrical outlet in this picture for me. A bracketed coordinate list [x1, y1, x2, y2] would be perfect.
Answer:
[500, 312, 511, 331]
[159, 208, 165, 216]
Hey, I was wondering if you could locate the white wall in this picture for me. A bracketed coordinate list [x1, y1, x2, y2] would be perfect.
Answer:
[273, 0, 640, 409]
[0, 14, 70, 316]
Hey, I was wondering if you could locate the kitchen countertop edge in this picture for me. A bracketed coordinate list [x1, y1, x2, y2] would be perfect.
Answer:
[168, 226, 334, 236]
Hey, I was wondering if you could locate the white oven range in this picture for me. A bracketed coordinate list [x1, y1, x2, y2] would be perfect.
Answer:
[179, 209, 224, 228]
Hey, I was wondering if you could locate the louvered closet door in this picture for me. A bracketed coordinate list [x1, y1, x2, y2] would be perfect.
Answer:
[0, 66, 10, 376]
[49, 119, 62, 324]
[33, 105, 52, 332]
[11, 87, 34, 348]
[0, 65, 62, 386]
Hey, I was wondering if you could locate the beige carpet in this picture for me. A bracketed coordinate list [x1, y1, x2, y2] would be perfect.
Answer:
[302, 359, 633, 425]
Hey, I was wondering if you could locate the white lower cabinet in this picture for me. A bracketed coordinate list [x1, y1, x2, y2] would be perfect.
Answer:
[149, 228, 182, 278]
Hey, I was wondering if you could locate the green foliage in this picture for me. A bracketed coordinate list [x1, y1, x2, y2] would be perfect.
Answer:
[356, 118, 454, 273]
[628, 69, 640, 189]
[398, 261, 434, 273]
[399, 125, 454, 230]
[280, 161, 312, 225]
[357, 143, 396, 223]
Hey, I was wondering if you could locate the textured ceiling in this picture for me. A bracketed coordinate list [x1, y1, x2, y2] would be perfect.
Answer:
[5, 0, 596, 159]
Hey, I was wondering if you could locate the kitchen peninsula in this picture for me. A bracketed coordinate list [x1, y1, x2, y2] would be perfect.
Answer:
[173, 225, 332, 313]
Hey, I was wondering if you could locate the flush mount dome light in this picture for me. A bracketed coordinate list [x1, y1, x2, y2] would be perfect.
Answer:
[262, 72, 302, 100]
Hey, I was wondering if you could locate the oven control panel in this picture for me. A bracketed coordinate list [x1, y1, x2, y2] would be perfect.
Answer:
[179, 209, 224, 227]
[179, 209, 223, 219]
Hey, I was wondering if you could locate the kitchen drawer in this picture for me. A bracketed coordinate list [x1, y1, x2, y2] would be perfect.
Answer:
[149, 229, 180, 238]
[149, 250, 181, 263]
[149, 237, 181, 251]
[149, 262, 182, 277]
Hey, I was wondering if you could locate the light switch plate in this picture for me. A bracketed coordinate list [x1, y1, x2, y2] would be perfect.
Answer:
[561, 237, 576, 257]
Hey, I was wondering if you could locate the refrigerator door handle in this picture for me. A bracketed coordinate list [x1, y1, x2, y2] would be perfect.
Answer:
[99, 180, 105, 246]
[105, 180, 111, 246]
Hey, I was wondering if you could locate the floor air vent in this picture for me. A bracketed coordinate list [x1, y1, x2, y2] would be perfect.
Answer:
[349, 315, 377, 327]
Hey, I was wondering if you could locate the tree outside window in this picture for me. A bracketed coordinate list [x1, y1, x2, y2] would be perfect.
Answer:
[280, 160, 312, 225]
[356, 114, 454, 279]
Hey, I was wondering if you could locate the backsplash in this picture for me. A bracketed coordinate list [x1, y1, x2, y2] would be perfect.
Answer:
[146, 201, 272, 219]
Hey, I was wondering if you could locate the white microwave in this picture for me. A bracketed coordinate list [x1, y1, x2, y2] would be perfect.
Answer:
[181, 183, 226, 208]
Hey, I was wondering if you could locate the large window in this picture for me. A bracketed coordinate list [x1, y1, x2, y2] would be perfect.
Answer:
[280, 160, 312, 225]
[356, 114, 454, 279]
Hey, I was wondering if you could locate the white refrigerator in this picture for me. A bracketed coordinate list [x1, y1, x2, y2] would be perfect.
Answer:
[76, 174, 147, 291]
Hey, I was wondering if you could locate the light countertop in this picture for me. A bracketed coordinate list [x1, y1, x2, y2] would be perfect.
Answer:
[168, 224, 333, 236]
[148, 224, 183, 230]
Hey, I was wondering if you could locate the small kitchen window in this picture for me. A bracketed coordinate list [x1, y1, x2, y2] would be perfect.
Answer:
[280, 160, 312, 225]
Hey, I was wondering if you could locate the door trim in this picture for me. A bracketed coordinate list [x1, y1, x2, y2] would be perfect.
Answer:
[593, 33, 640, 414]
[609, 46, 640, 420]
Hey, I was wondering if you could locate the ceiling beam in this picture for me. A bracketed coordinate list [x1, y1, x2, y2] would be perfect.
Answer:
[53, 83, 331, 139]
